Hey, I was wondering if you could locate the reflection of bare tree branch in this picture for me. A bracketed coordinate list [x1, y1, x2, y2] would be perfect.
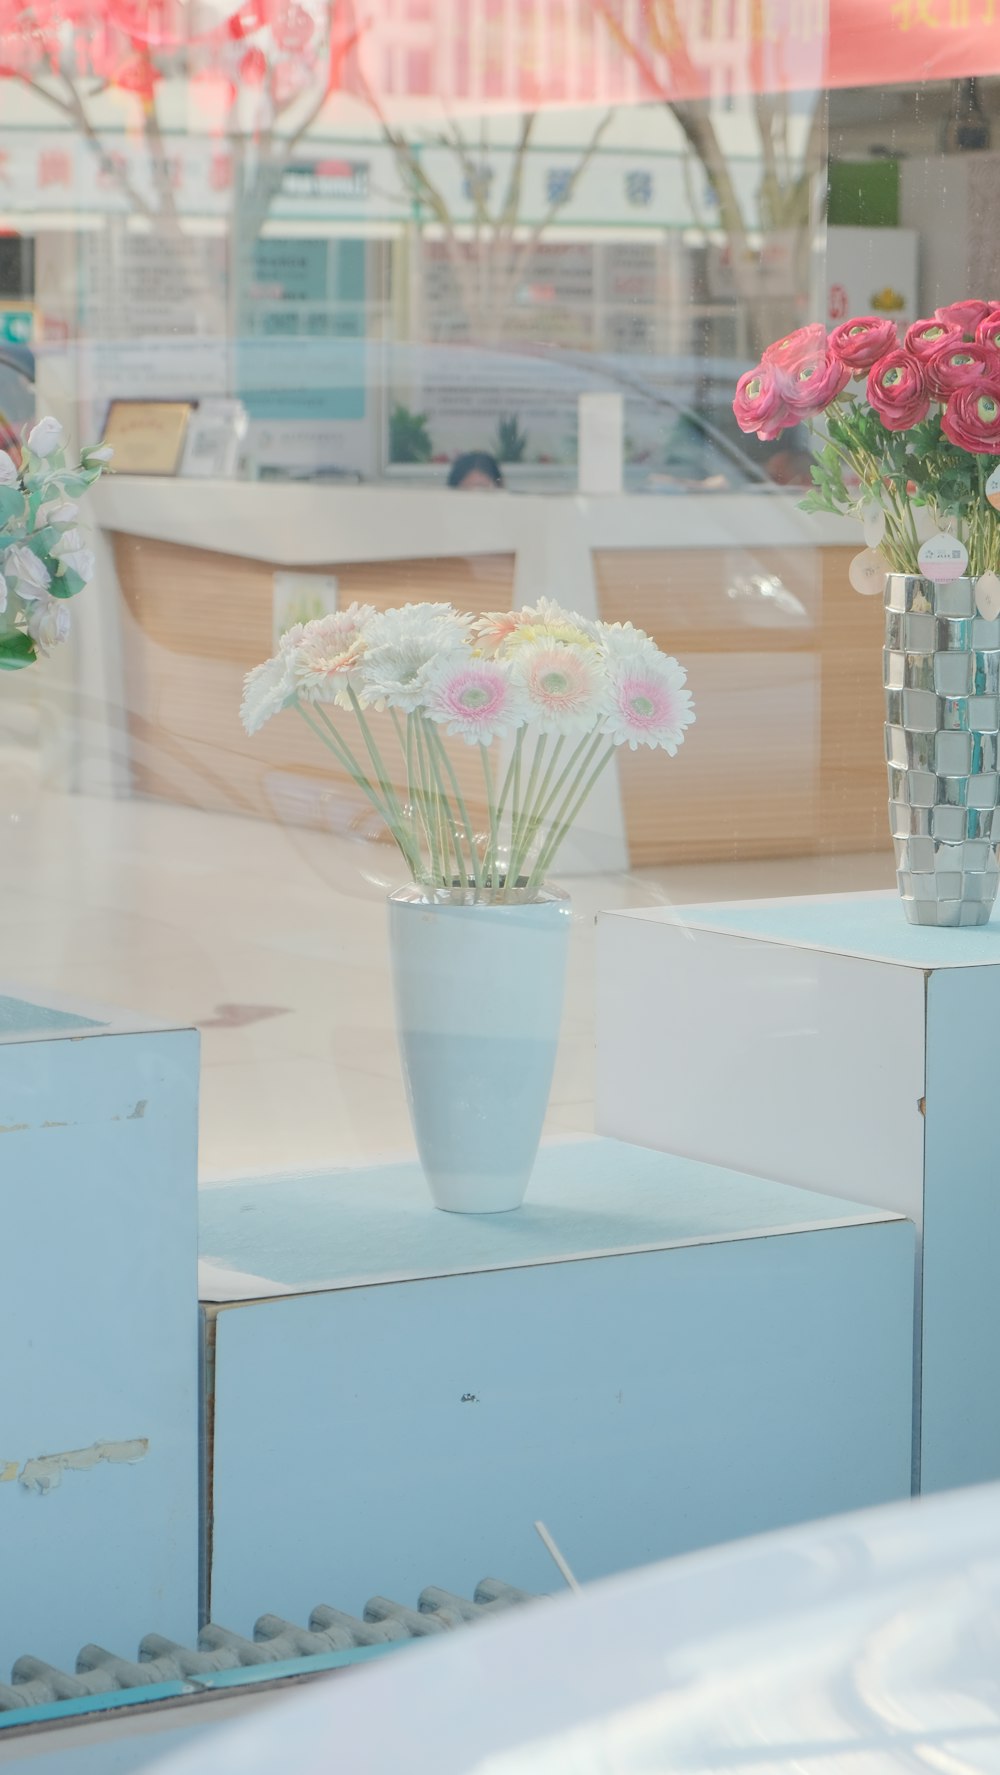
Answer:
[594, 0, 824, 357]
[12, 70, 156, 220]
[348, 24, 615, 346]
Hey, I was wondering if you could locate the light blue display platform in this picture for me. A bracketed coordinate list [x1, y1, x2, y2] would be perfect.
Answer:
[201, 1138, 914, 1630]
[598, 888, 1000, 1496]
[199, 1135, 902, 1297]
[653, 887, 1000, 966]
[0, 987, 201, 1678]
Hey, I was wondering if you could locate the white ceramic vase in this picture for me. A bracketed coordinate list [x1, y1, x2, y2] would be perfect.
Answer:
[388, 886, 571, 1213]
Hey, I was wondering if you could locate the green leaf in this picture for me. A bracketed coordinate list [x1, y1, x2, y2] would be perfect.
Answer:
[50, 565, 86, 600]
[0, 632, 37, 669]
[0, 486, 25, 528]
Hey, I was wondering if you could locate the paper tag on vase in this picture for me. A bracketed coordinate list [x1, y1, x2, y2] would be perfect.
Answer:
[849, 548, 887, 595]
[986, 466, 1000, 511]
[917, 532, 969, 582]
[861, 503, 886, 548]
[976, 572, 1000, 619]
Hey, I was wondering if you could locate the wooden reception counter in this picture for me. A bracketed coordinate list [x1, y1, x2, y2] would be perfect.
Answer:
[92, 480, 881, 873]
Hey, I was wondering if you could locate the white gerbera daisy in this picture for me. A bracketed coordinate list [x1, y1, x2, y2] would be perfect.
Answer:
[511, 640, 608, 735]
[596, 619, 660, 665]
[360, 602, 472, 712]
[240, 652, 297, 736]
[602, 651, 695, 753]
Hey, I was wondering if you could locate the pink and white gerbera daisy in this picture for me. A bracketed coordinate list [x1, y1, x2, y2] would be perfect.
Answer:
[422, 655, 528, 745]
[290, 603, 374, 706]
[475, 597, 597, 656]
[512, 641, 607, 734]
[602, 652, 694, 753]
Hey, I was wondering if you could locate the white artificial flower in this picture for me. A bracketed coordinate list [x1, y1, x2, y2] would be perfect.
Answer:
[0, 451, 18, 486]
[240, 652, 296, 736]
[359, 602, 472, 712]
[0, 572, 8, 616]
[25, 594, 70, 654]
[49, 527, 95, 583]
[511, 640, 608, 735]
[26, 417, 64, 459]
[4, 543, 51, 600]
[36, 498, 79, 528]
[596, 620, 660, 666]
[82, 444, 114, 466]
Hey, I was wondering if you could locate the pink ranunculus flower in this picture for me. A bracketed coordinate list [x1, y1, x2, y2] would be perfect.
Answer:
[975, 308, 1000, 352]
[829, 315, 899, 370]
[941, 381, 1000, 454]
[925, 340, 1000, 399]
[762, 323, 827, 373]
[784, 350, 851, 418]
[935, 299, 994, 337]
[733, 362, 794, 442]
[905, 318, 963, 362]
[867, 351, 930, 430]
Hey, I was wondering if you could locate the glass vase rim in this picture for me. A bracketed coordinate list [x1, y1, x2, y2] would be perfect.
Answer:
[389, 881, 569, 908]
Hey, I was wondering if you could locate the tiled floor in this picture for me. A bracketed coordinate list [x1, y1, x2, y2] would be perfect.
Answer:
[0, 786, 896, 1178]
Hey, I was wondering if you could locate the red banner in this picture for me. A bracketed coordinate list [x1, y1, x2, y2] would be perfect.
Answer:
[829, 0, 1000, 88]
[1, 0, 1000, 103]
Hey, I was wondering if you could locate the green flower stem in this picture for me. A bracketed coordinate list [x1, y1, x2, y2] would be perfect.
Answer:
[480, 743, 500, 890]
[412, 711, 448, 887]
[516, 731, 605, 893]
[508, 732, 567, 887]
[414, 714, 459, 886]
[297, 703, 422, 877]
[424, 718, 483, 893]
[390, 706, 421, 864]
[528, 743, 617, 891]
[308, 704, 393, 821]
[508, 733, 548, 887]
[346, 686, 411, 838]
[532, 731, 604, 831]
[492, 728, 525, 891]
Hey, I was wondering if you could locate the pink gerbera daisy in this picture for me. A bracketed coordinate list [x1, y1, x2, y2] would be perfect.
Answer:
[422, 655, 528, 745]
[602, 653, 694, 753]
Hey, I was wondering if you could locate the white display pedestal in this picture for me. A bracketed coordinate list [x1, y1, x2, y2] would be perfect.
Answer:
[200, 1138, 913, 1631]
[0, 989, 200, 1675]
[597, 890, 1000, 1493]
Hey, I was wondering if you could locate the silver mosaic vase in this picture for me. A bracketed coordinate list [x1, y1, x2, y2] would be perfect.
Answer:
[885, 574, 1000, 927]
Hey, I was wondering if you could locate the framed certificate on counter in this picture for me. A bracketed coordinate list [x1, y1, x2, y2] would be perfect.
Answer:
[102, 400, 192, 475]
[180, 399, 247, 479]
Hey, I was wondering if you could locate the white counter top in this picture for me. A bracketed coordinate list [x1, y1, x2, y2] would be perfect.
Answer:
[92, 478, 858, 565]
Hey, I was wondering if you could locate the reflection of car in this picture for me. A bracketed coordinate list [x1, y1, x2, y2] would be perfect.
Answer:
[380, 338, 809, 493]
[154, 1484, 1000, 1774]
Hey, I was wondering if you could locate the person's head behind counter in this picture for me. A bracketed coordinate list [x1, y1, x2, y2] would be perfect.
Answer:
[447, 451, 505, 491]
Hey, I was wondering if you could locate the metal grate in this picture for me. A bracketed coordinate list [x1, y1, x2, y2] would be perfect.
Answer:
[0, 1578, 534, 1713]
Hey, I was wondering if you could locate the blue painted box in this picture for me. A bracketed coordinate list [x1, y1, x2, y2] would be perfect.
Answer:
[200, 1138, 914, 1629]
[0, 990, 200, 1676]
[598, 890, 1000, 1494]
